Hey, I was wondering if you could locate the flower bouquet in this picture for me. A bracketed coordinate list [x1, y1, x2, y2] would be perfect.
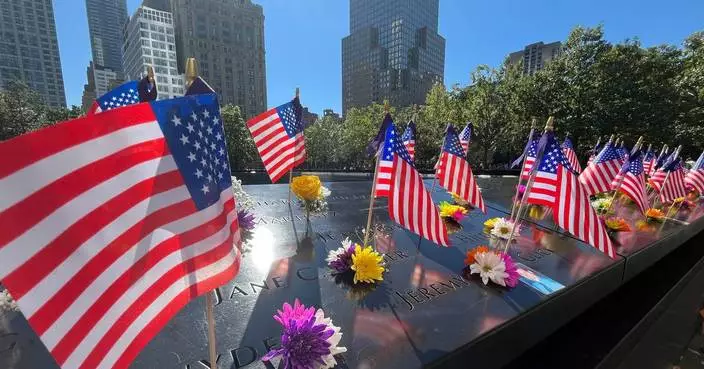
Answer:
[451, 192, 475, 211]
[483, 217, 521, 242]
[438, 201, 468, 234]
[262, 300, 347, 369]
[604, 216, 631, 239]
[591, 197, 614, 215]
[233, 176, 257, 252]
[645, 208, 665, 223]
[326, 238, 386, 285]
[463, 246, 519, 288]
[291, 175, 330, 219]
[0, 289, 18, 313]
[635, 220, 656, 232]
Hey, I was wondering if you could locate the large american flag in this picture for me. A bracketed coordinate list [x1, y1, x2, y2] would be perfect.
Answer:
[651, 158, 688, 203]
[579, 140, 624, 196]
[87, 80, 141, 115]
[435, 125, 486, 213]
[459, 122, 473, 155]
[521, 139, 539, 180]
[561, 136, 582, 173]
[642, 148, 656, 177]
[402, 121, 417, 162]
[373, 114, 395, 197]
[384, 120, 449, 246]
[246, 97, 306, 183]
[0, 94, 241, 369]
[525, 132, 615, 258]
[612, 148, 648, 214]
[685, 151, 704, 194]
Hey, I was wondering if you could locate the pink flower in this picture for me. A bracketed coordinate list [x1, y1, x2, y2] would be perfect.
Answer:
[451, 210, 465, 222]
[500, 253, 520, 288]
[273, 299, 315, 328]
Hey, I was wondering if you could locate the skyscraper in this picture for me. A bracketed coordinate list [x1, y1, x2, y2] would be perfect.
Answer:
[0, 0, 66, 107]
[171, 0, 267, 118]
[508, 41, 562, 75]
[85, 0, 128, 74]
[342, 0, 445, 115]
[123, 5, 184, 100]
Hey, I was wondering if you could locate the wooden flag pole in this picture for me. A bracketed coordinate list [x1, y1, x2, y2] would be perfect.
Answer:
[606, 136, 643, 215]
[287, 87, 301, 204]
[508, 118, 536, 221]
[185, 57, 218, 369]
[363, 100, 389, 247]
[430, 126, 450, 194]
[503, 117, 554, 253]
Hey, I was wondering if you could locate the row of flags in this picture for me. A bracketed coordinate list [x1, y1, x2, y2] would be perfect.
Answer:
[0, 74, 242, 369]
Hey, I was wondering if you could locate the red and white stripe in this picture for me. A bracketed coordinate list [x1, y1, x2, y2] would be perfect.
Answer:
[685, 169, 704, 195]
[436, 152, 486, 213]
[578, 158, 622, 196]
[527, 166, 615, 259]
[246, 108, 306, 183]
[563, 147, 583, 173]
[520, 155, 536, 180]
[643, 158, 655, 177]
[374, 157, 393, 198]
[403, 139, 416, 161]
[389, 155, 449, 247]
[654, 168, 687, 203]
[0, 104, 240, 369]
[613, 171, 648, 214]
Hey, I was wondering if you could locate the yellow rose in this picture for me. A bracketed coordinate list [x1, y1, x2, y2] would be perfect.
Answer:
[290, 175, 322, 201]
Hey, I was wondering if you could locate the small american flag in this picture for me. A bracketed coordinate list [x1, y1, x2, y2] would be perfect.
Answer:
[246, 97, 306, 183]
[612, 148, 648, 214]
[617, 143, 629, 161]
[587, 141, 602, 166]
[579, 140, 624, 196]
[435, 125, 486, 213]
[88, 80, 141, 115]
[383, 119, 449, 246]
[402, 121, 417, 162]
[373, 114, 395, 197]
[520, 139, 539, 180]
[651, 149, 671, 176]
[561, 136, 582, 173]
[651, 158, 688, 203]
[0, 94, 241, 369]
[525, 131, 615, 258]
[642, 148, 656, 177]
[459, 122, 473, 155]
[685, 151, 704, 194]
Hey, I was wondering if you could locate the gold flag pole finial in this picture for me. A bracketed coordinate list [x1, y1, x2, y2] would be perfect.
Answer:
[635, 136, 644, 150]
[530, 118, 536, 129]
[544, 116, 554, 132]
[384, 99, 390, 113]
[295, 87, 300, 98]
[565, 131, 570, 138]
[647, 143, 653, 152]
[146, 65, 155, 84]
[185, 58, 198, 88]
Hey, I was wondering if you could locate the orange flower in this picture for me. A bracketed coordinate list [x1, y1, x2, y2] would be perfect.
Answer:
[645, 208, 664, 222]
[605, 217, 631, 232]
[464, 246, 490, 266]
[636, 220, 655, 232]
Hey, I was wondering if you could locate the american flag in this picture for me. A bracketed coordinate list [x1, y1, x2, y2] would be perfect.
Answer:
[0, 94, 241, 369]
[520, 139, 539, 180]
[88, 80, 141, 115]
[435, 125, 486, 213]
[612, 148, 648, 214]
[651, 158, 688, 203]
[579, 140, 624, 196]
[685, 151, 704, 194]
[246, 97, 306, 183]
[561, 136, 583, 173]
[642, 148, 656, 176]
[459, 122, 473, 155]
[525, 132, 615, 258]
[372, 114, 395, 197]
[587, 141, 602, 166]
[617, 143, 629, 161]
[384, 120, 449, 246]
[651, 148, 670, 176]
[402, 121, 417, 162]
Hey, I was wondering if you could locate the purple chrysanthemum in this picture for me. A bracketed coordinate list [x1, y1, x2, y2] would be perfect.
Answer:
[500, 253, 519, 288]
[326, 239, 356, 273]
[237, 209, 256, 231]
[263, 300, 335, 369]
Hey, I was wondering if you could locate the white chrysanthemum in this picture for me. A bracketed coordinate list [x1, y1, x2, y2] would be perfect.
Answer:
[231, 176, 254, 210]
[490, 218, 519, 240]
[313, 309, 347, 369]
[469, 251, 508, 286]
[326, 238, 352, 266]
[591, 197, 612, 213]
[320, 186, 331, 199]
[0, 289, 19, 312]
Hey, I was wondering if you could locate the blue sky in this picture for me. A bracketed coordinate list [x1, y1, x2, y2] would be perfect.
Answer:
[55, 0, 703, 113]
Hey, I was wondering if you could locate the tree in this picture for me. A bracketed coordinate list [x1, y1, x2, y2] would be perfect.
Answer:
[304, 114, 344, 169]
[220, 104, 260, 170]
[0, 81, 48, 141]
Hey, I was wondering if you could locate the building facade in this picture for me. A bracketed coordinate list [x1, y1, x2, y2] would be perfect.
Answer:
[507, 41, 562, 75]
[342, 0, 445, 114]
[123, 5, 184, 100]
[85, 0, 128, 75]
[171, 0, 267, 118]
[0, 0, 66, 107]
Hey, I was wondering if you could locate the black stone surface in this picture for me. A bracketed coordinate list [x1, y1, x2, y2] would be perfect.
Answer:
[4, 177, 702, 369]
